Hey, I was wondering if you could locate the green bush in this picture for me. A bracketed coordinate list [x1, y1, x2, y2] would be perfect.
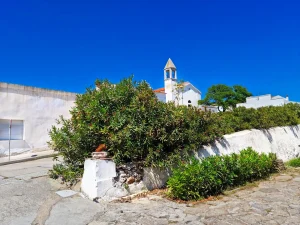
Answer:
[48, 164, 83, 185]
[218, 104, 300, 133]
[49, 77, 223, 182]
[48, 76, 300, 183]
[286, 158, 300, 167]
[167, 148, 277, 200]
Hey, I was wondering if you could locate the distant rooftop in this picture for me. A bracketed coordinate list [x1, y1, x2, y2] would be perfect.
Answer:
[246, 94, 287, 100]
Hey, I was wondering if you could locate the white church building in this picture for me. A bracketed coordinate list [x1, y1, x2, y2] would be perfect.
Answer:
[154, 58, 202, 107]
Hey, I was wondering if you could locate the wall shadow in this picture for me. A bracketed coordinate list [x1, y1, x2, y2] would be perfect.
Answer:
[262, 129, 273, 142]
[289, 126, 299, 138]
[198, 138, 230, 158]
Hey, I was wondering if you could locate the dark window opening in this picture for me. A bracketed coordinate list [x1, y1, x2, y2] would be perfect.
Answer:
[166, 70, 170, 79]
[172, 70, 176, 78]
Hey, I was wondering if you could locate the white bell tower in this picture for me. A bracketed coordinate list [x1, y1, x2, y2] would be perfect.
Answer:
[164, 58, 178, 103]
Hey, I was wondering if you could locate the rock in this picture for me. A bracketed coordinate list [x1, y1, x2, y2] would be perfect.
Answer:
[185, 207, 202, 215]
[157, 212, 169, 219]
[228, 207, 240, 214]
[249, 202, 272, 215]
[274, 159, 286, 172]
[148, 195, 163, 201]
[168, 214, 183, 223]
[127, 181, 147, 194]
[126, 176, 135, 184]
[119, 177, 126, 183]
[289, 204, 300, 209]
[259, 188, 279, 193]
[72, 180, 82, 192]
[293, 177, 300, 182]
[275, 175, 293, 182]
[55, 190, 78, 198]
[204, 208, 227, 218]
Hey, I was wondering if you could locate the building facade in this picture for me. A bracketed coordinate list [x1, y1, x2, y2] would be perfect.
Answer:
[154, 58, 201, 107]
[0, 82, 76, 156]
[237, 94, 297, 109]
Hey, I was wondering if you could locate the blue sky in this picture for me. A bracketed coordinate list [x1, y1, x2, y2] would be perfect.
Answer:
[1, 0, 300, 100]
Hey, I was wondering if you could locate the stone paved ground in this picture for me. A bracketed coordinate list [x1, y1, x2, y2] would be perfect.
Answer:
[1, 158, 300, 225]
[86, 170, 300, 225]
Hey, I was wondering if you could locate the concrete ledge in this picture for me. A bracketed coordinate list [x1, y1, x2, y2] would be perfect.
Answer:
[0, 153, 58, 166]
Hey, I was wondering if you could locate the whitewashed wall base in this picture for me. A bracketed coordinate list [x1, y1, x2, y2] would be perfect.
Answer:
[81, 159, 118, 200]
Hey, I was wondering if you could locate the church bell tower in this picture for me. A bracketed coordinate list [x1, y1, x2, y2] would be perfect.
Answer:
[164, 58, 178, 103]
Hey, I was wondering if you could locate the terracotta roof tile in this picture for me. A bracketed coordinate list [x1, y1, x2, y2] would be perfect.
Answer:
[153, 87, 166, 94]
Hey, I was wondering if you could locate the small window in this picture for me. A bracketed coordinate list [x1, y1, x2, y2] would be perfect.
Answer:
[188, 100, 192, 107]
[166, 70, 170, 79]
[0, 119, 24, 140]
[172, 70, 176, 78]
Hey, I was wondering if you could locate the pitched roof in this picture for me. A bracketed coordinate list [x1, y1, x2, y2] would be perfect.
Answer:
[153, 87, 166, 94]
[164, 58, 176, 69]
[153, 82, 202, 95]
[271, 95, 285, 100]
[181, 82, 202, 94]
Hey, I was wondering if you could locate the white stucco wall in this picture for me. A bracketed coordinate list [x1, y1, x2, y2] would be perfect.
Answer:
[198, 125, 300, 162]
[181, 86, 201, 107]
[237, 94, 290, 109]
[164, 79, 177, 102]
[155, 92, 166, 103]
[0, 82, 76, 156]
[159, 82, 201, 107]
[199, 105, 219, 113]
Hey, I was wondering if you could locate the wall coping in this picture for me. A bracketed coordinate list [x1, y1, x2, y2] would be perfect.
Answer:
[0, 82, 78, 99]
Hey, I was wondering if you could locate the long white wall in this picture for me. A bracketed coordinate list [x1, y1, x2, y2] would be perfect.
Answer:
[237, 94, 289, 109]
[0, 82, 76, 156]
[198, 125, 300, 161]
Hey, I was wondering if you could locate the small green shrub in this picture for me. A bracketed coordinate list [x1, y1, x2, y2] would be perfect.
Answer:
[49, 164, 83, 185]
[167, 148, 277, 200]
[286, 158, 300, 167]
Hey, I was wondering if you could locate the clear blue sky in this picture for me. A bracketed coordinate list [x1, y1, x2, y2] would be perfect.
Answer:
[1, 0, 300, 100]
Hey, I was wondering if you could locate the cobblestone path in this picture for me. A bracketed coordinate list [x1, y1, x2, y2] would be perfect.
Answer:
[1, 158, 299, 225]
[86, 170, 300, 225]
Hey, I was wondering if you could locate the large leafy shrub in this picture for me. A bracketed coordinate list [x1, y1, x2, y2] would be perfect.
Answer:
[167, 148, 277, 200]
[49, 77, 223, 181]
